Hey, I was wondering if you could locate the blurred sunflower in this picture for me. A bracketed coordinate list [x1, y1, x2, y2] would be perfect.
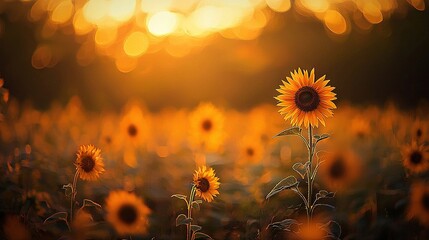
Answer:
[105, 190, 151, 235]
[407, 182, 429, 226]
[75, 144, 104, 181]
[119, 103, 150, 148]
[411, 119, 428, 143]
[275, 68, 336, 128]
[236, 135, 265, 165]
[1, 214, 31, 240]
[318, 149, 361, 191]
[292, 220, 328, 240]
[401, 142, 429, 174]
[350, 116, 371, 138]
[189, 103, 225, 152]
[193, 166, 220, 202]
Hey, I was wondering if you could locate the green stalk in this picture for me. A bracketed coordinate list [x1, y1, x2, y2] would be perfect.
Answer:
[306, 126, 314, 223]
[187, 185, 196, 240]
[70, 170, 79, 222]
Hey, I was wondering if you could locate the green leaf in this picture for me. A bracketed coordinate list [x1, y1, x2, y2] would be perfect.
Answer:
[191, 200, 201, 210]
[44, 211, 68, 224]
[292, 161, 309, 179]
[314, 134, 330, 143]
[266, 176, 298, 199]
[191, 224, 202, 232]
[176, 214, 192, 226]
[315, 190, 335, 201]
[82, 199, 102, 209]
[267, 219, 299, 231]
[194, 232, 213, 239]
[171, 194, 187, 201]
[274, 127, 302, 137]
[62, 183, 72, 197]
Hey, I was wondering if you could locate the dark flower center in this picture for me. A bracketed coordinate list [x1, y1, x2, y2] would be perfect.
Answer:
[294, 86, 320, 112]
[410, 151, 423, 165]
[202, 119, 213, 132]
[197, 178, 210, 192]
[421, 192, 429, 211]
[80, 156, 95, 172]
[329, 157, 346, 179]
[246, 147, 254, 157]
[105, 136, 112, 144]
[118, 204, 138, 225]
[128, 124, 138, 137]
[416, 128, 422, 138]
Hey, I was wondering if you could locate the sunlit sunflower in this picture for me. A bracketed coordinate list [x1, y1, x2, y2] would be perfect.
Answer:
[401, 142, 429, 174]
[75, 144, 104, 181]
[189, 103, 225, 152]
[193, 166, 220, 202]
[275, 68, 336, 128]
[407, 182, 429, 226]
[318, 149, 361, 191]
[105, 190, 151, 235]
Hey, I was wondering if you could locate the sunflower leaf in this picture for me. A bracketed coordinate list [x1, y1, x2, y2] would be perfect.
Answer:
[82, 199, 102, 209]
[44, 211, 68, 224]
[274, 127, 302, 137]
[292, 162, 310, 179]
[176, 214, 192, 226]
[191, 224, 202, 232]
[191, 201, 201, 210]
[194, 232, 213, 239]
[266, 176, 298, 199]
[319, 220, 342, 240]
[267, 218, 299, 231]
[314, 134, 330, 143]
[315, 190, 335, 202]
[62, 183, 73, 197]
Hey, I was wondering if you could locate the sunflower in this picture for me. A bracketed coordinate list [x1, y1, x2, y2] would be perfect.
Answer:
[236, 135, 265, 165]
[189, 103, 225, 152]
[275, 68, 336, 128]
[193, 166, 220, 202]
[407, 182, 429, 226]
[75, 144, 104, 181]
[105, 190, 151, 235]
[318, 149, 361, 191]
[293, 220, 328, 240]
[119, 103, 150, 148]
[401, 142, 429, 174]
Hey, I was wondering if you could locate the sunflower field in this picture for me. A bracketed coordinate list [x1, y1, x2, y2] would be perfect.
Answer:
[1, 1, 429, 240]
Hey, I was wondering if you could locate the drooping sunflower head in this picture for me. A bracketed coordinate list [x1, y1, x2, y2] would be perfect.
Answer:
[193, 166, 220, 202]
[75, 144, 105, 181]
[319, 149, 361, 191]
[105, 190, 151, 235]
[401, 142, 429, 174]
[275, 68, 337, 128]
[407, 182, 429, 226]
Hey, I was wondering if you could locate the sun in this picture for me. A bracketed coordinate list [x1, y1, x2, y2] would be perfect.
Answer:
[105, 190, 151, 235]
[75, 144, 104, 181]
[275, 68, 336, 128]
[193, 166, 220, 202]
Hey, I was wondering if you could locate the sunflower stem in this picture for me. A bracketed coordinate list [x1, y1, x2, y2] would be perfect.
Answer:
[70, 170, 79, 223]
[187, 185, 196, 240]
[306, 126, 314, 224]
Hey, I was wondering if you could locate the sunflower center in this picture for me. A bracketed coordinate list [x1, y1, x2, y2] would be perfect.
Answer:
[246, 147, 254, 157]
[118, 204, 138, 225]
[127, 124, 138, 137]
[197, 178, 210, 192]
[202, 119, 213, 132]
[421, 192, 429, 211]
[410, 151, 423, 165]
[294, 86, 320, 112]
[80, 156, 95, 173]
[329, 157, 346, 179]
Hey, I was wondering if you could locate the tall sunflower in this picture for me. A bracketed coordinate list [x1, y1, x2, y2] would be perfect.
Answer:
[401, 142, 429, 174]
[75, 144, 104, 181]
[407, 182, 429, 226]
[193, 166, 220, 202]
[275, 68, 336, 128]
[105, 190, 151, 235]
